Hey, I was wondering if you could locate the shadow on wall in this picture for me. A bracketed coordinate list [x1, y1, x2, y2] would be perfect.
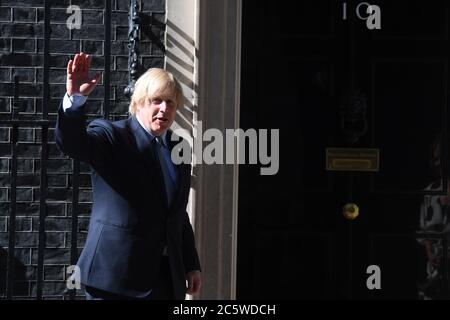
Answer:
[0, 247, 27, 298]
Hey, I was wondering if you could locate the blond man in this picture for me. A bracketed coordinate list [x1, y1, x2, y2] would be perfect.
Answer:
[56, 52, 201, 300]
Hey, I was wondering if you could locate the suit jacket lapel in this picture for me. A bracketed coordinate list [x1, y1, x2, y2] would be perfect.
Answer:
[127, 117, 191, 215]
[127, 116, 169, 210]
[167, 130, 191, 215]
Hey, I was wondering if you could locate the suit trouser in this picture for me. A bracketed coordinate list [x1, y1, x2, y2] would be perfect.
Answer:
[85, 256, 174, 300]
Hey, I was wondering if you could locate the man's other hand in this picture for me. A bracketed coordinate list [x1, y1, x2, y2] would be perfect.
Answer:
[186, 270, 202, 296]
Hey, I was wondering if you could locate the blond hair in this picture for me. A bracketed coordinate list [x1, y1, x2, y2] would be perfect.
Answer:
[129, 68, 184, 115]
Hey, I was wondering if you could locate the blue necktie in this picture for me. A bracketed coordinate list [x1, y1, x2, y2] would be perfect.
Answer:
[153, 136, 177, 207]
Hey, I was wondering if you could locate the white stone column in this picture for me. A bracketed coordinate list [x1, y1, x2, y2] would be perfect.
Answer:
[165, 0, 242, 299]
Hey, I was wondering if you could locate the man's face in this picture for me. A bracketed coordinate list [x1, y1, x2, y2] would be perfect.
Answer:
[136, 95, 177, 136]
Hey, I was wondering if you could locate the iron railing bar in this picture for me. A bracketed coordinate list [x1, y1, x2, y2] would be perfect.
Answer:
[36, 125, 48, 300]
[104, 0, 111, 119]
[6, 77, 20, 299]
[36, 0, 51, 299]
[42, 0, 50, 120]
[11, 77, 19, 121]
[6, 126, 18, 300]
[69, 159, 80, 300]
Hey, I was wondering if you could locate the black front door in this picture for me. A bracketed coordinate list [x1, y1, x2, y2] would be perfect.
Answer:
[238, 0, 450, 299]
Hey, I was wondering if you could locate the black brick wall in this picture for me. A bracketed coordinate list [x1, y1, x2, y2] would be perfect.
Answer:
[0, 0, 166, 299]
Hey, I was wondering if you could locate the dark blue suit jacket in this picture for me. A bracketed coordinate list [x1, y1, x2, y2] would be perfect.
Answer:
[55, 103, 201, 299]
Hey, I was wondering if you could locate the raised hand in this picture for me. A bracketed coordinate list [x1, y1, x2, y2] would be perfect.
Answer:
[66, 52, 101, 96]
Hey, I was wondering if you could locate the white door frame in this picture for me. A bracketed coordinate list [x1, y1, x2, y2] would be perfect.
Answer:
[165, 0, 242, 299]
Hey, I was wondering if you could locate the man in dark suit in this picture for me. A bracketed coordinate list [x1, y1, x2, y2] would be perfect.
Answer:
[56, 52, 202, 300]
